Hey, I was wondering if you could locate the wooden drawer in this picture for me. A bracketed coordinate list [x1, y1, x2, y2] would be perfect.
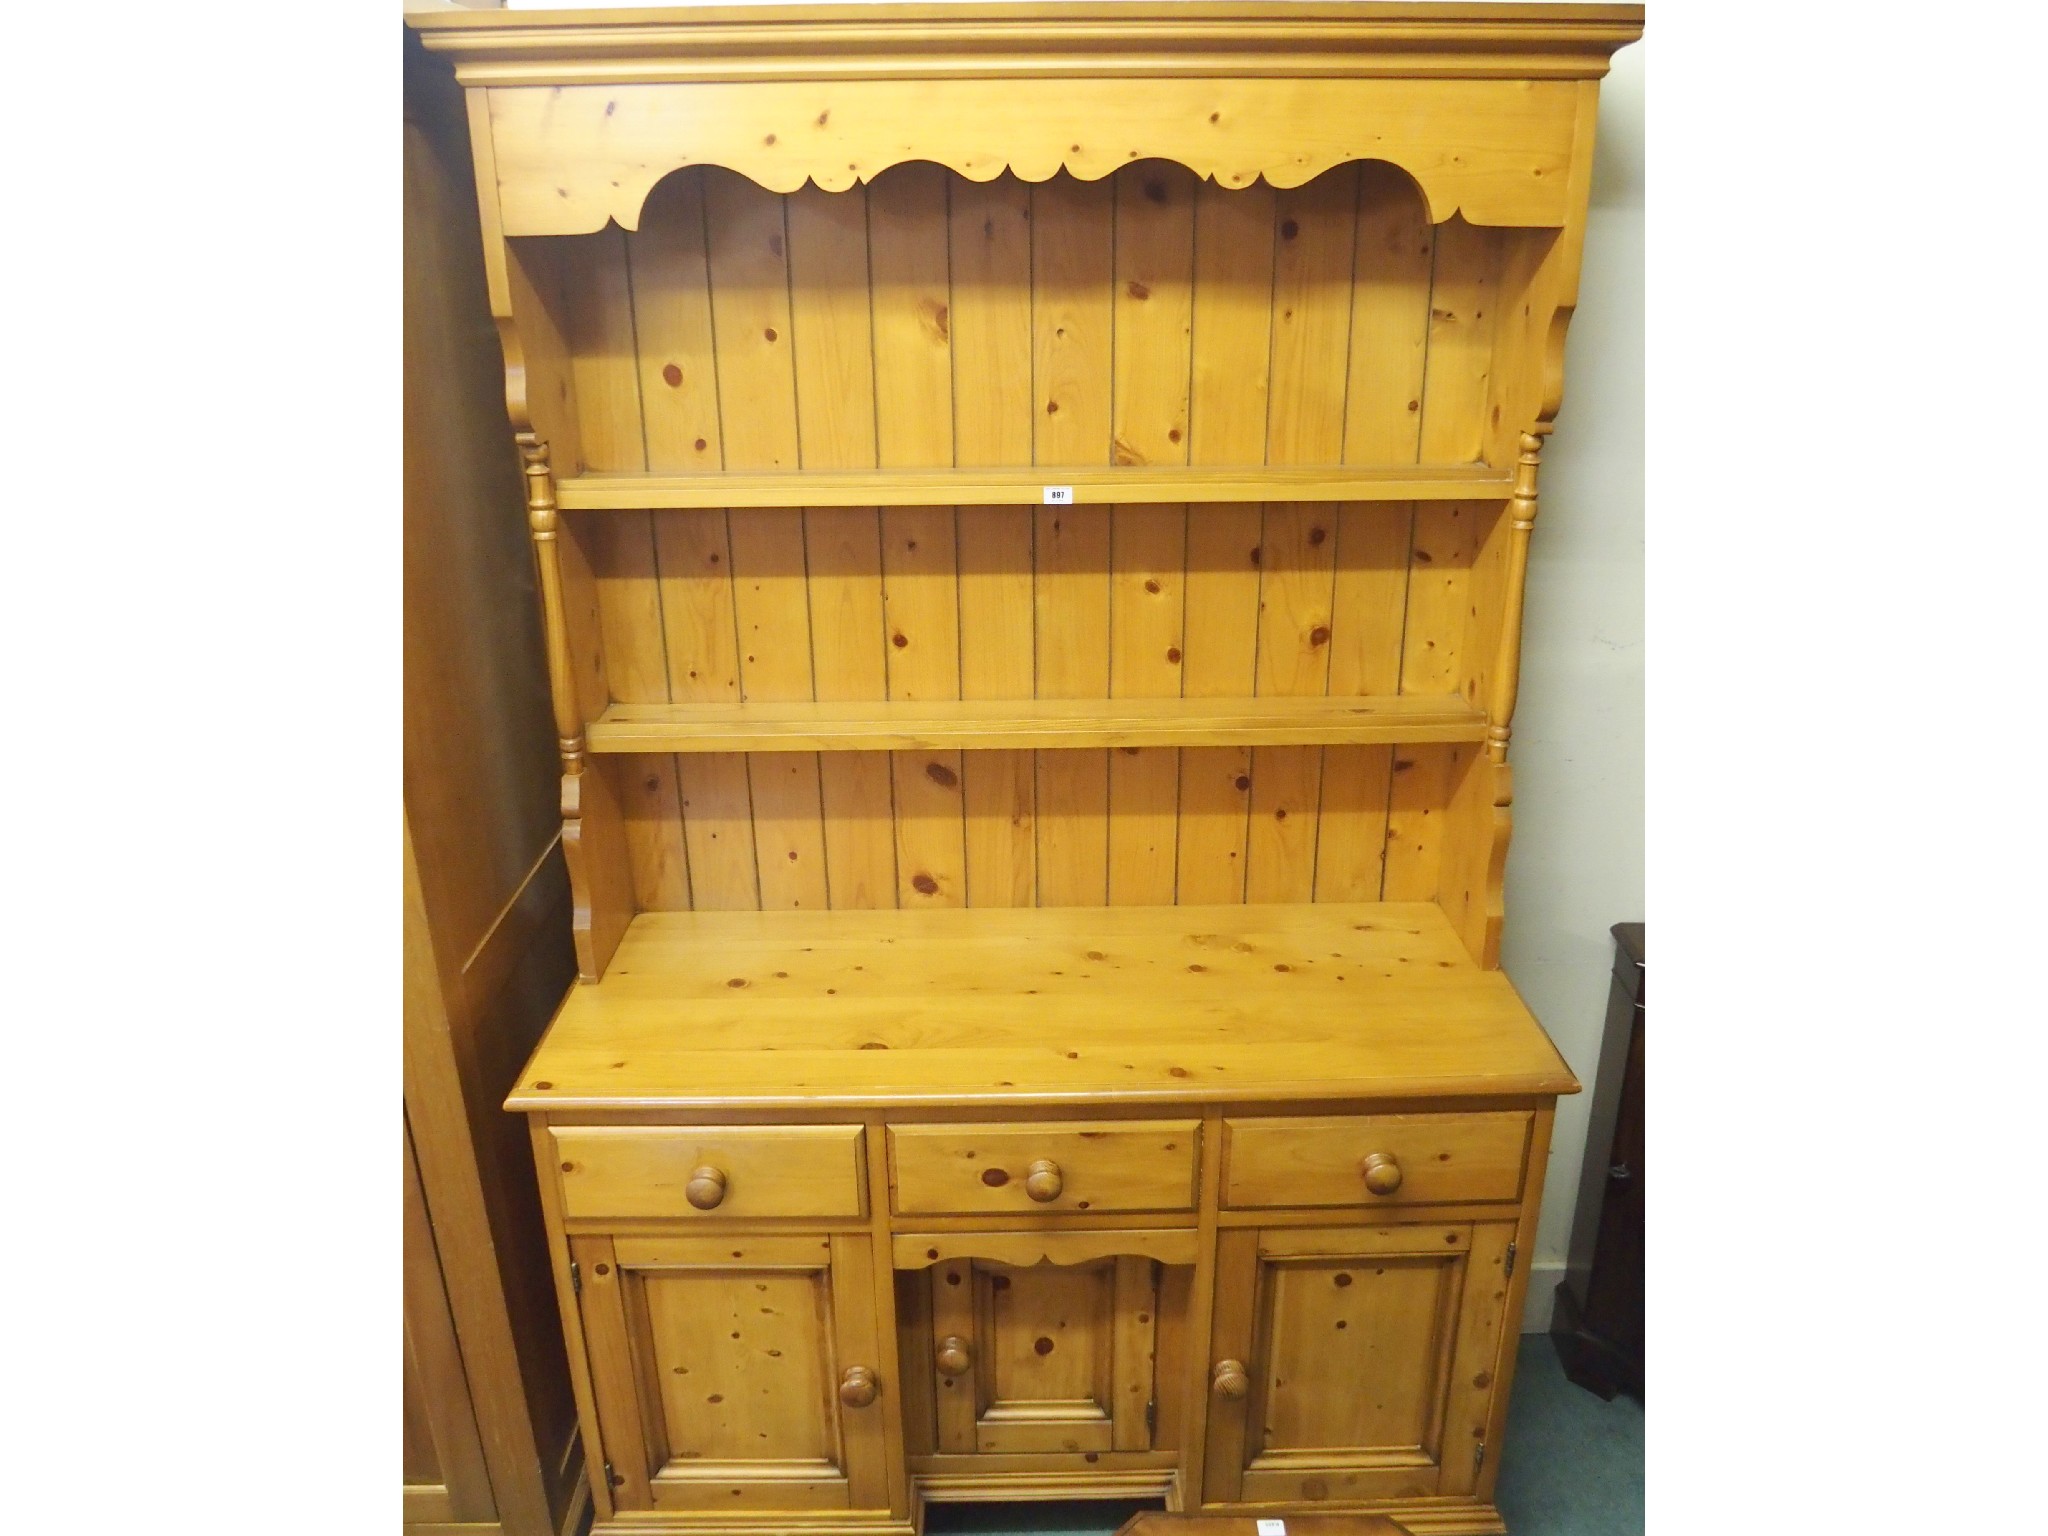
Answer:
[1222, 1112, 1531, 1209]
[889, 1121, 1199, 1216]
[548, 1125, 867, 1221]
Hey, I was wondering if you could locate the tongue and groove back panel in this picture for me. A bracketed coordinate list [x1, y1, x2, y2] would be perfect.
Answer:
[520, 159, 1540, 920]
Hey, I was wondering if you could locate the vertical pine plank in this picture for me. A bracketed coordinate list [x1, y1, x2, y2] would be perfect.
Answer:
[1034, 504, 1112, 906]
[1344, 162, 1436, 466]
[727, 508, 827, 908]
[883, 506, 967, 905]
[1176, 179, 1275, 903]
[1111, 163, 1195, 467]
[703, 171, 821, 910]
[950, 176, 1036, 469]
[628, 171, 751, 909]
[652, 509, 755, 909]
[1105, 163, 1196, 904]
[788, 183, 897, 909]
[631, 170, 725, 472]
[957, 500, 1038, 907]
[951, 174, 1040, 905]
[871, 164, 967, 906]
[1107, 504, 1185, 904]
[1245, 172, 1354, 903]
[1187, 179, 1277, 466]
[1032, 173, 1115, 905]
[1318, 162, 1438, 901]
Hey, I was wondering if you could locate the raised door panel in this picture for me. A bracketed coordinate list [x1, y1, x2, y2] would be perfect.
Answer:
[1203, 1223, 1514, 1508]
[572, 1233, 891, 1515]
[928, 1254, 1160, 1456]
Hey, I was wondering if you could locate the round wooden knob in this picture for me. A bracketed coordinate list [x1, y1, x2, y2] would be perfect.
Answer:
[1024, 1158, 1063, 1202]
[1212, 1359, 1250, 1399]
[936, 1335, 972, 1377]
[1359, 1152, 1403, 1196]
[685, 1165, 728, 1210]
[838, 1365, 879, 1408]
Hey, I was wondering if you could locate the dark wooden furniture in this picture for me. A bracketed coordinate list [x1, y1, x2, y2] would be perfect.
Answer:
[1550, 922, 1644, 1400]
[403, 30, 590, 1536]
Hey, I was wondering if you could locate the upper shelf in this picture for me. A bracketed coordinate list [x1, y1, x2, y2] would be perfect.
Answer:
[555, 464, 1512, 511]
[586, 694, 1487, 754]
[414, 4, 1643, 235]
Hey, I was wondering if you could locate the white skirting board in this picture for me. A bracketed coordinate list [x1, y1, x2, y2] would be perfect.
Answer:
[1520, 1261, 1565, 1332]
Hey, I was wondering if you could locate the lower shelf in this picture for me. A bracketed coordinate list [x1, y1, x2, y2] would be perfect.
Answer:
[508, 901, 1573, 1113]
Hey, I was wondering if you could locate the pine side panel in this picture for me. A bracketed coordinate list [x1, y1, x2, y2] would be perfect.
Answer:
[1106, 163, 1195, 905]
[871, 164, 968, 907]
[1383, 498, 1484, 903]
[1417, 218, 1504, 468]
[557, 230, 688, 912]
[1032, 173, 1115, 906]
[1320, 164, 1436, 901]
[1175, 179, 1275, 903]
[950, 175, 1039, 905]
[787, 182, 897, 910]
[1246, 172, 1354, 903]
[1384, 218, 1504, 901]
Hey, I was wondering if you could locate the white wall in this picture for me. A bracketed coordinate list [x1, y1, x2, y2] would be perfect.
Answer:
[1498, 34, 1645, 1327]
[501, 0, 1648, 1329]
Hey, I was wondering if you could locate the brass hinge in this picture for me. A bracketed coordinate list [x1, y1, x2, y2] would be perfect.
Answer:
[603, 1460, 619, 1489]
[1474, 1441, 1486, 1477]
[569, 1260, 582, 1296]
[1504, 1242, 1517, 1280]
[1145, 1400, 1157, 1440]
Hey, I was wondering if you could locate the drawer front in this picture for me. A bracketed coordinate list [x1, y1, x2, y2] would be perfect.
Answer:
[549, 1125, 867, 1221]
[1223, 1112, 1530, 1209]
[890, 1121, 1200, 1216]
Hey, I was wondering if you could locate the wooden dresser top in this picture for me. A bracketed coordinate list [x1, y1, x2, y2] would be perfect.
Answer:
[509, 903, 1576, 1112]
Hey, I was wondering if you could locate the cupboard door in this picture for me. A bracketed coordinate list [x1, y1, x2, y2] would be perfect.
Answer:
[1203, 1224, 1514, 1506]
[572, 1233, 892, 1514]
[929, 1254, 1160, 1454]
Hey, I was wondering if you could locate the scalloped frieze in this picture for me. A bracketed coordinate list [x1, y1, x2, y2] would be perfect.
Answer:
[485, 76, 1582, 237]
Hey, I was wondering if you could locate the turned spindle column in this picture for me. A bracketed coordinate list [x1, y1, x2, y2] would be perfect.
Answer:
[520, 434, 598, 959]
[1486, 428, 1548, 765]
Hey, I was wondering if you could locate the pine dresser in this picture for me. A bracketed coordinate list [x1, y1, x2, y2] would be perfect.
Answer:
[408, 6, 1644, 1533]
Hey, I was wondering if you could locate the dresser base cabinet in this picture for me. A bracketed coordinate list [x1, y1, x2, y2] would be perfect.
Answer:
[505, 901, 1574, 1536]
[536, 1110, 1554, 1536]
